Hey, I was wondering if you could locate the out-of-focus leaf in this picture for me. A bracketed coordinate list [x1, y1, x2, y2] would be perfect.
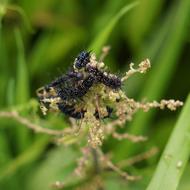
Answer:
[14, 28, 30, 151]
[0, 132, 11, 168]
[6, 78, 15, 106]
[15, 28, 29, 104]
[26, 146, 79, 190]
[146, 94, 190, 190]
[0, 25, 8, 106]
[0, 136, 49, 181]
[29, 29, 85, 75]
[88, 1, 139, 55]
[7, 5, 34, 32]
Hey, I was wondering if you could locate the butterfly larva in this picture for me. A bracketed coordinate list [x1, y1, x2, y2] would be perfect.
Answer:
[74, 51, 91, 69]
[57, 103, 85, 119]
[85, 65, 121, 89]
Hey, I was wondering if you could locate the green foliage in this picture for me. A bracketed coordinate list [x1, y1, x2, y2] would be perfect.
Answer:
[0, 0, 190, 189]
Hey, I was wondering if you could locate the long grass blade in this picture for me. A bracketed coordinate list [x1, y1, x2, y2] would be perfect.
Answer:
[88, 1, 139, 55]
[15, 28, 30, 104]
[146, 94, 190, 190]
[15, 28, 30, 151]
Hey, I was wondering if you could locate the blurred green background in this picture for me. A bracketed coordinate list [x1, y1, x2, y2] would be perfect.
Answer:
[0, 0, 190, 189]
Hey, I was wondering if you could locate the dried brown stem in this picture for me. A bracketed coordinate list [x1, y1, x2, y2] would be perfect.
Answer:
[112, 132, 147, 143]
[104, 158, 141, 181]
[118, 147, 159, 168]
[121, 59, 151, 82]
[0, 111, 69, 136]
[126, 98, 183, 112]
[99, 46, 111, 62]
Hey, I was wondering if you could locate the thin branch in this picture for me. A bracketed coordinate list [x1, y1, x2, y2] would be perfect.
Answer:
[121, 59, 151, 82]
[0, 111, 69, 136]
[103, 157, 141, 181]
[112, 132, 147, 143]
[125, 97, 183, 112]
[118, 147, 159, 167]
[91, 148, 101, 175]
[99, 46, 111, 62]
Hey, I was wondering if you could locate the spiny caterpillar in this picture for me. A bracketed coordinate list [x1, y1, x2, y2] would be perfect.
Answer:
[36, 51, 121, 119]
[85, 65, 121, 89]
[74, 51, 91, 69]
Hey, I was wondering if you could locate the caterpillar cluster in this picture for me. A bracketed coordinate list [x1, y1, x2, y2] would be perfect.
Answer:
[37, 51, 121, 119]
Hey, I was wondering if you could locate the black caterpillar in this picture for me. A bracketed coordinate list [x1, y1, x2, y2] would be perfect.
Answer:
[57, 103, 85, 119]
[74, 51, 121, 90]
[55, 75, 95, 101]
[85, 64, 121, 89]
[58, 103, 113, 119]
[94, 106, 113, 119]
[37, 51, 122, 119]
[74, 51, 91, 69]
[45, 70, 83, 90]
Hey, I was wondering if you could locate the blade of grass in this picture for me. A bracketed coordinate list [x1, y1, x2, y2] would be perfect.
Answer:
[91, 0, 124, 35]
[27, 146, 78, 190]
[115, 0, 190, 160]
[15, 28, 30, 104]
[0, 132, 12, 168]
[14, 28, 30, 151]
[0, 2, 12, 106]
[6, 78, 15, 106]
[88, 1, 139, 55]
[146, 94, 190, 190]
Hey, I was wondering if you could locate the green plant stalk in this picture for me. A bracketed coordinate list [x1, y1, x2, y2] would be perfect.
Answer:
[15, 28, 30, 104]
[88, 1, 139, 55]
[146, 94, 190, 190]
[15, 28, 30, 151]
[115, 0, 190, 160]
[6, 78, 15, 106]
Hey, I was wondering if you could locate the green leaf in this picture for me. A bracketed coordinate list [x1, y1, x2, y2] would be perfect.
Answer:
[14, 28, 31, 151]
[15, 28, 30, 104]
[146, 94, 190, 190]
[0, 20, 8, 106]
[26, 146, 79, 190]
[88, 1, 139, 55]
[6, 78, 15, 106]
